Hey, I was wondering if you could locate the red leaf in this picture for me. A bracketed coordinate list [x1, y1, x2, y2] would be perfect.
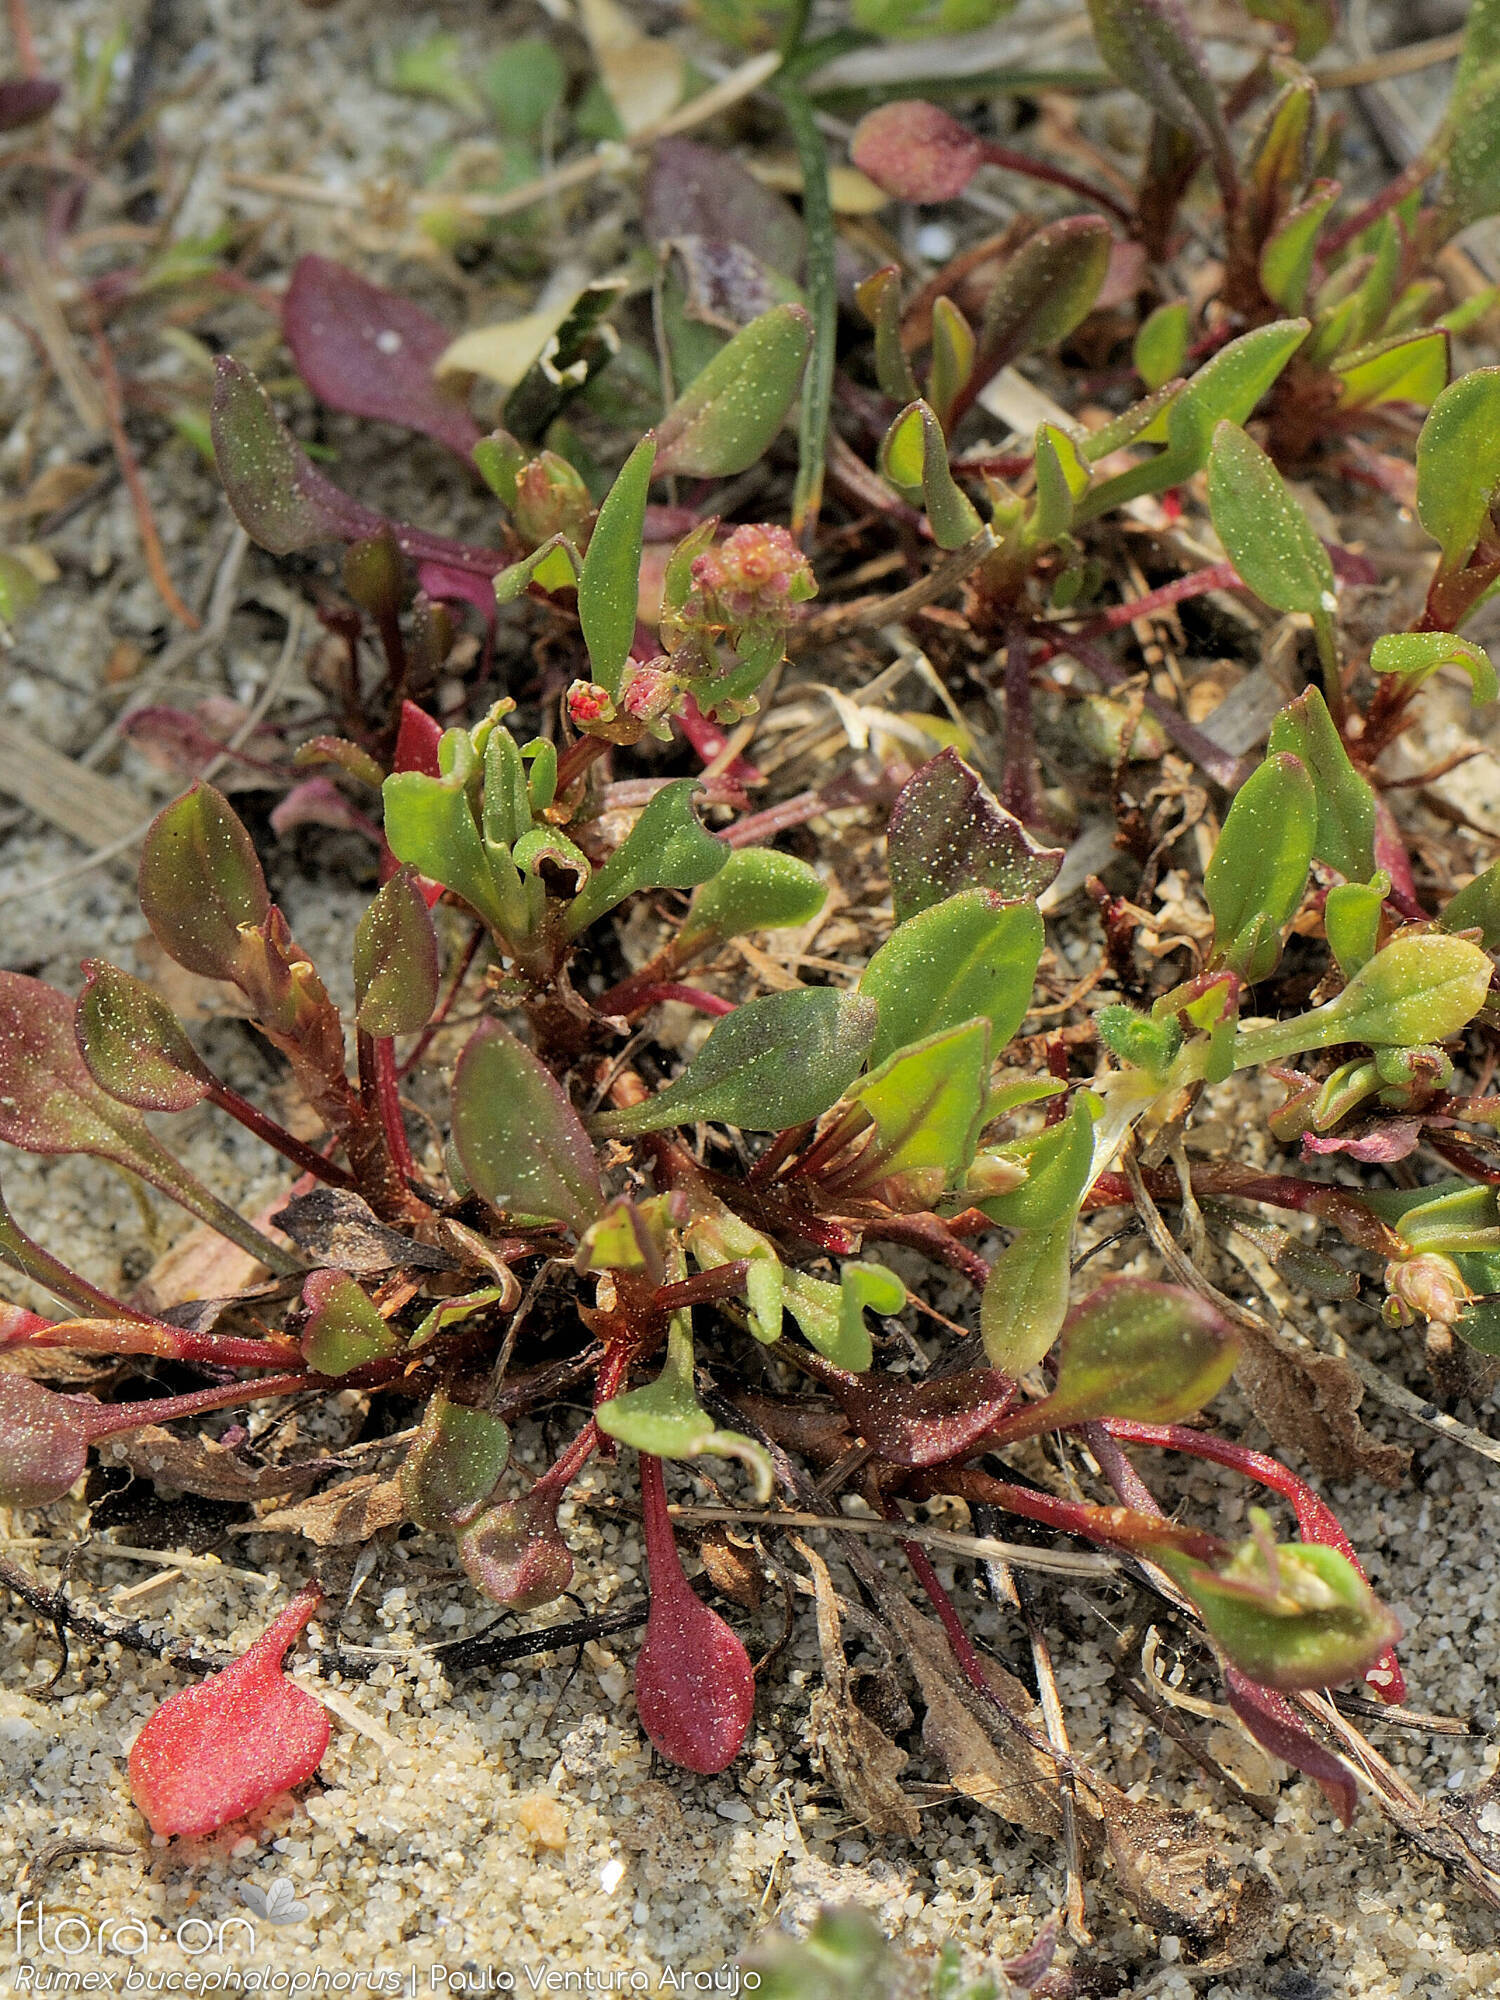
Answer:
[634, 1454, 753, 1773]
[284, 257, 481, 459]
[0, 76, 61, 132]
[128, 1585, 329, 1837]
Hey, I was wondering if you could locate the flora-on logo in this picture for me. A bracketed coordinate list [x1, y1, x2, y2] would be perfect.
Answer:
[238, 1879, 309, 1925]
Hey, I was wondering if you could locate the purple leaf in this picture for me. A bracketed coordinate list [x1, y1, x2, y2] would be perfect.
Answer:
[0, 76, 61, 131]
[645, 138, 805, 280]
[283, 256, 480, 459]
[887, 748, 1064, 924]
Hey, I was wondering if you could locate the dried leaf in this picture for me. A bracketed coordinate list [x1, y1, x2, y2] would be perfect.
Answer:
[283, 257, 479, 458]
[800, 1540, 920, 1840]
[884, 1591, 1065, 1838]
[253, 1473, 407, 1546]
[578, 0, 685, 137]
[98, 1425, 321, 1502]
[1096, 1789, 1241, 1944]
[270, 1188, 458, 1274]
[1234, 1312, 1409, 1490]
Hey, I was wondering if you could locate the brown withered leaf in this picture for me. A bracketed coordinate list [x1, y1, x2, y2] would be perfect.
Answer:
[1187, 1873, 1280, 1973]
[1, 1346, 114, 1387]
[1234, 1313, 1409, 1490]
[271, 1188, 457, 1274]
[1094, 1789, 1242, 1945]
[735, 1392, 852, 1470]
[696, 1527, 764, 1612]
[797, 1538, 920, 1840]
[97, 1425, 322, 1502]
[251, 1472, 407, 1546]
[133, 1221, 274, 1315]
[882, 1588, 1066, 1840]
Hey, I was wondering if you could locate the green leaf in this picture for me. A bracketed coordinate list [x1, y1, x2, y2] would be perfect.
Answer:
[481, 724, 534, 852]
[855, 265, 919, 405]
[655, 304, 812, 479]
[1333, 330, 1448, 414]
[1204, 751, 1317, 981]
[451, 1019, 602, 1234]
[1451, 0, 1500, 227]
[74, 961, 212, 1113]
[1266, 687, 1377, 884]
[832, 1021, 991, 1209]
[1440, 860, 1500, 949]
[1085, 0, 1231, 166]
[927, 296, 976, 432]
[1369, 632, 1497, 706]
[1133, 300, 1191, 390]
[1416, 366, 1500, 573]
[472, 430, 526, 507]
[860, 889, 1043, 1069]
[492, 534, 580, 605]
[382, 769, 526, 937]
[300, 1270, 399, 1376]
[1095, 1003, 1182, 1076]
[1324, 874, 1389, 980]
[679, 848, 827, 951]
[1031, 421, 1092, 541]
[979, 1217, 1073, 1374]
[590, 988, 878, 1137]
[596, 1314, 773, 1499]
[1243, 0, 1336, 60]
[1078, 319, 1308, 521]
[1207, 421, 1336, 618]
[971, 1092, 1097, 1229]
[1235, 933, 1495, 1067]
[880, 400, 983, 549]
[1244, 74, 1317, 227]
[999, 1277, 1238, 1437]
[138, 783, 270, 984]
[401, 1393, 511, 1532]
[887, 750, 1063, 922]
[578, 434, 655, 696]
[977, 216, 1113, 374]
[1259, 181, 1339, 314]
[1162, 1511, 1402, 1690]
[353, 867, 441, 1037]
[783, 1262, 905, 1374]
[209, 357, 363, 554]
[563, 779, 728, 937]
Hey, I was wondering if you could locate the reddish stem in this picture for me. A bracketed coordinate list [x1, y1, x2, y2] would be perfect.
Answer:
[1045, 631, 1246, 788]
[554, 733, 610, 799]
[652, 1262, 751, 1313]
[999, 621, 1041, 827]
[911, 1466, 1225, 1562]
[724, 791, 827, 849]
[370, 1035, 414, 1182]
[1074, 561, 1241, 634]
[610, 983, 736, 1020]
[205, 1079, 358, 1191]
[1317, 150, 1437, 264]
[978, 140, 1132, 225]
[4, 1317, 303, 1372]
[7, 0, 40, 76]
[1099, 1420, 1406, 1702]
[79, 1372, 313, 1440]
[860, 1215, 992, 1290]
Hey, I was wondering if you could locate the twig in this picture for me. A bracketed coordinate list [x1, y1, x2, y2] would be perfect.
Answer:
[666, 1505, 1120, 1576]
[796, 527, 997, 640]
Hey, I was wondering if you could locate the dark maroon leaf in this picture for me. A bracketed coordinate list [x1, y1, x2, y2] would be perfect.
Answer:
[833, 1368, 1017, 1466]
[887, 749, 1064, 923]
[0, 76, 61, 131]
[283, 256, 480, 459]
[1221, 1665, 1357, 1822]
[645, 138, 805, 281]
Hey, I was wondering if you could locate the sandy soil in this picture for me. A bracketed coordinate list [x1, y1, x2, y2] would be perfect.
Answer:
[4, 3, 1500, 1996]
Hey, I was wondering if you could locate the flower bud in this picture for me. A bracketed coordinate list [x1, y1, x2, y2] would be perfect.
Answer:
[1383, 1252, 1474, 1328]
